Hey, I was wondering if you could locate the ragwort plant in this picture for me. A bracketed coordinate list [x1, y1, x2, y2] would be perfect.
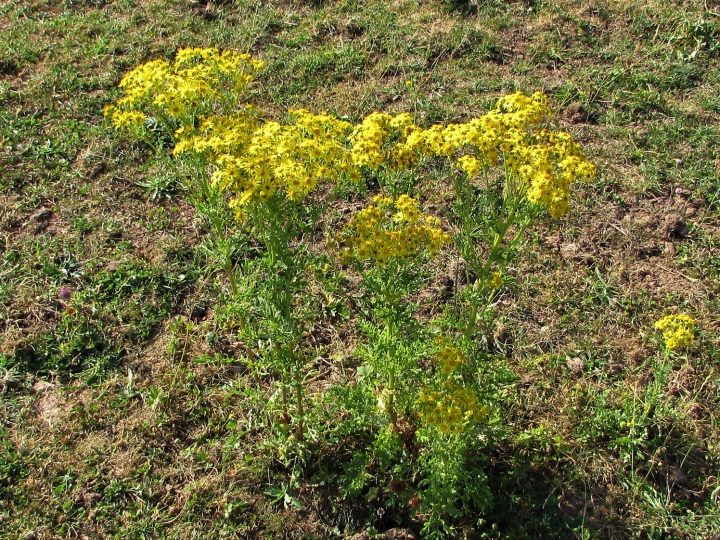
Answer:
[186, 108, 360, 440]
[336, 193, 450, 429]
[337, 92, 596, 340]
[107, 47, 597, 535]
[105, 47, 264, 297]
[413, 341, 493, 538]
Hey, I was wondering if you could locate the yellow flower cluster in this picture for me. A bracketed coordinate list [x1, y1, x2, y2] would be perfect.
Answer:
[173, 107, 260, 158]
[416, 343, 486, 434]
[655, 314, 695, 350]
[434, 345, 467, 374]
[213, 109, 357, 218]
[349, 112, 421, 170]
[108, 50, 596, 220]
[512, 129, 597, 218]
[351, 92, 596, 217]
[420, 93, 595, 217]
[104, 48, 263, 129]
[345, 92, 595, 218]
[338, 194, 451, 265]
[417, 379, 486, 435]
[105, 109, 146, 129]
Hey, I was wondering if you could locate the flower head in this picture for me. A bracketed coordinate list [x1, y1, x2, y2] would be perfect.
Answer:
[655, 314, 695, 350]
[338, 195, 450, 265]
[416, 379, 487, 434]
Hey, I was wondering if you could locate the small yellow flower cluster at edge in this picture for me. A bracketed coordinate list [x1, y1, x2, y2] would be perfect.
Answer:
[103, 47, 263, 130]
[337, 194, 451, 265]
[654, 314, 695, 350]
[416, 345, 487, 435]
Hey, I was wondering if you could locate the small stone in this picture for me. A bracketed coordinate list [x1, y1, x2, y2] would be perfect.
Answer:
[566, 356, 586, 375]
[543, 234, 561, 249]
[634, 213, 658, 229]
[88, 162, 107, 179]
[564, 102, 590, 124]
[560, 242, 595, 264]
[32, 380, 54, 394]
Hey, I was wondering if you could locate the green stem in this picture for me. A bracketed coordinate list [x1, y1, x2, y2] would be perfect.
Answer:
[388, 364, 397, 430]
[295, 368, 304, 441]
[463, 190, 523, 339]
[268, 240, 276, 267]
[281, 371, 289, 423]
[464, 299, 480, 341]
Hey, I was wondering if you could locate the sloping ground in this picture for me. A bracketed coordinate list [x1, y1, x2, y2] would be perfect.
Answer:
[1, 0, 719, 538]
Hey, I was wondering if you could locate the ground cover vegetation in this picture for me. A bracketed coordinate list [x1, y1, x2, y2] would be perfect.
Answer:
[1, 0, 719, 538]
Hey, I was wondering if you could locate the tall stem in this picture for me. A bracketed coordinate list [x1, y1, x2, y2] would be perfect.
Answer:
[464, 299, 479, 341]
[463, 189, 524, 339]
[388, 365, 397, 430]
[281, 371, 289, 423]
[295, 368, 304, 441]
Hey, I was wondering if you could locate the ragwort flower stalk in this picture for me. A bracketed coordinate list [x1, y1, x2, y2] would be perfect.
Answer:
[413, 340, 492, 535]
[419, 92, 597, 339]
[106, 48, 264, 296]
[325, 92, 596, 341]
[218, 110, 360, 440]
[337, 194, 451, 429]
[416, 344, 488, 435]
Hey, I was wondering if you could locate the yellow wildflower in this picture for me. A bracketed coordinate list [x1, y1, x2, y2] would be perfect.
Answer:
[417, 379, 487, 434]
[338, 195, 450, 265]
[434, 345, 466, 374]
[655, 314, 695, 350]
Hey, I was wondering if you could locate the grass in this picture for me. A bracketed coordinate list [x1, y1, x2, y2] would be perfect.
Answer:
[1, 0, 719, 538]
